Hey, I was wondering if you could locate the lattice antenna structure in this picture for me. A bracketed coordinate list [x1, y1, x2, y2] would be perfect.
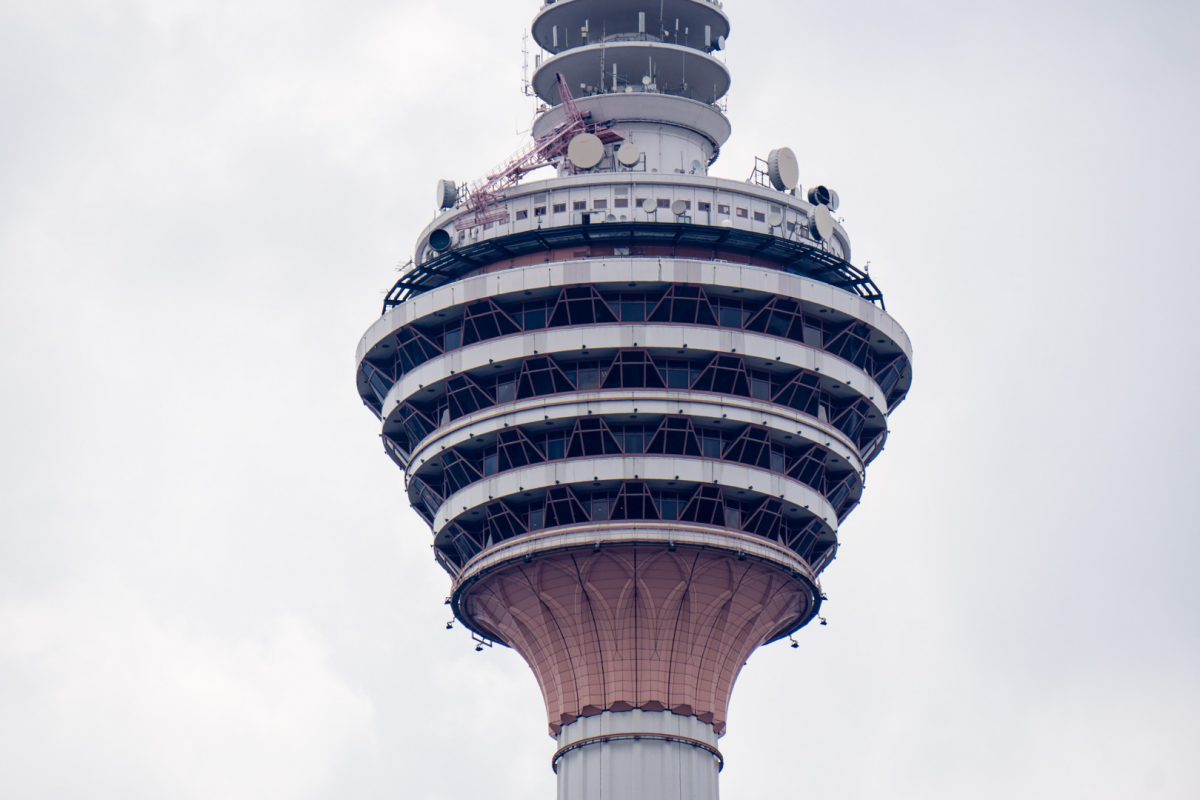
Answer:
[456, 74, 623, 230]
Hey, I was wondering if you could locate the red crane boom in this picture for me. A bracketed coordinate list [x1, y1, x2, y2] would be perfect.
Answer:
[455, 75, 622, 230]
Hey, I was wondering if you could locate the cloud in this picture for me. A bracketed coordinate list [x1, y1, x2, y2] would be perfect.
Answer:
[0, 573, 374, 800]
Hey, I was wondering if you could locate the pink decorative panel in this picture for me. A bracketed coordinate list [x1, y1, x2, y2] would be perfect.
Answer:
[461, 546, 813, 735]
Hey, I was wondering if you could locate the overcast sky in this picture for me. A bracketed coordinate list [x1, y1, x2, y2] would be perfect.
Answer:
[1, 1, 1197, 798]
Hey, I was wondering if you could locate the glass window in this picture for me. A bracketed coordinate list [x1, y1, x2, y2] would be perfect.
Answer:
[736, 208, 749, 218]
[528, 507, 544, 530]
[591, 498, 610, 521]
[522, 305, 547, 330]
[553, 203, 567, 213]
[701, 435, 722, 459]
[483, 452, 499, 475]
[443, 327, 462, 350]
[593, 199, 608, 209]
[664, 362, 691, 389]
[614, 198, 629, 208]
[576, 367, 600, 389]
[753, 211, 766, 222]
[659, 497, 679, 520]
[573, 201, 587, 211]
[718, 304, 745, 328]
[515, 209, 529, 220]
[496, 379, 516, 403]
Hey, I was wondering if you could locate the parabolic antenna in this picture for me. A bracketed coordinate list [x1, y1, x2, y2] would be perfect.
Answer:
[808, 185, 836, 207]
[617, 144, 642, 167]
[671, 200, 688, 216]
[428, 228, 453, 251]
[767, 210, 784, 228]
[436, 179, 458, 210]
[809, 206, 835, 242]
[641, 198, 657, 214]
[690, 160, 704, 175]
[767, 148, 800, 191]
[567, 133, 604, 170]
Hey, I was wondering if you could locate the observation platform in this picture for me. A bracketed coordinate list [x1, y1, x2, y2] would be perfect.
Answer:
[533, 41, 731, 105]
[383, 221, 885, 310]
[533, 0, 731, 55]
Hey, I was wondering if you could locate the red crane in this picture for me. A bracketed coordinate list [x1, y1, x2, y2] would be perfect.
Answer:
[455, 75, 623, 230]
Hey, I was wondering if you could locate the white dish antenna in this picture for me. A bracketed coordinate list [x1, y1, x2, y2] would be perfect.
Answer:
[767, 210, 784, 228]
[808, 206, 835, 242]
[436, 179, 458, 210]
[641, 198, 657, 214]
[617, 144, 642, 167]
[567, 133, 604, 170]
[690, 160, 704, 175]
[767, 148, 800, 191]
[671, 200, 688, 216]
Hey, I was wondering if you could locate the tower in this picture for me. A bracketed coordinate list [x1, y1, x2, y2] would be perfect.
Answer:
[355, 2, 912, 797]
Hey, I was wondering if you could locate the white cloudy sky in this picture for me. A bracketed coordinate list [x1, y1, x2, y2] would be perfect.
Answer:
[1, 1, 1197, 798]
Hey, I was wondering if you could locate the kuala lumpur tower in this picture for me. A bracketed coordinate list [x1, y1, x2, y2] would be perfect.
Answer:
[355, 2, 913, 797]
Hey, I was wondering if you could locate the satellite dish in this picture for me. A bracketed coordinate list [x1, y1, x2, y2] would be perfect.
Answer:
[567, 133, 604, 170]
[808, 185, 834, 207]
[716, 35, 726, 50]
[671, 200, 688, 216]
[767, 210, 784, 228]
[428, 228, 453, 251]
[827, 189, 841, 212]
[808, 206, 835, 243]
[719, 218, 733, 227]
[436, 179, 458, 210]
[690, 160, 704, 175]
[642, 75, 653, 86]
[606, 214, 617, 223]
[767, 148, 800, 191]
[641, 198, 657, 214]
[617, 144, 642, 167]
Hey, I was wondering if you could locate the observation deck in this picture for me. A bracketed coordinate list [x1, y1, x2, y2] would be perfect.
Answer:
[532, 0, 731, 57]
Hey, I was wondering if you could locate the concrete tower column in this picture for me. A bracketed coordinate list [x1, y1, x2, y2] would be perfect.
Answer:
[554, 711, 720, 800]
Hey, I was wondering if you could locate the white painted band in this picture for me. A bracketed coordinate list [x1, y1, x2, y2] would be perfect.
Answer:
[430, 454, 838, 534]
